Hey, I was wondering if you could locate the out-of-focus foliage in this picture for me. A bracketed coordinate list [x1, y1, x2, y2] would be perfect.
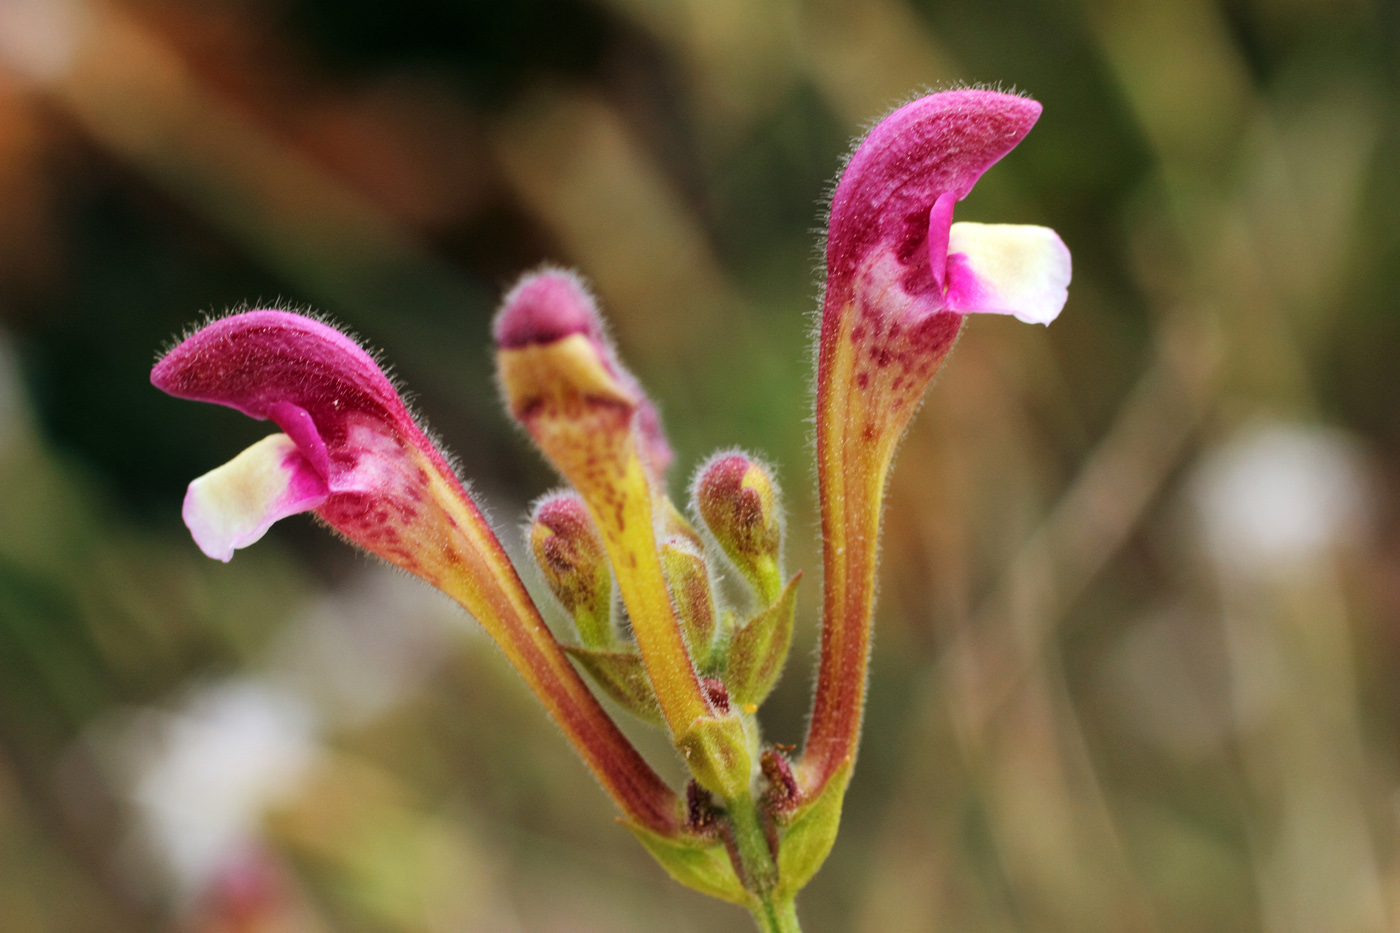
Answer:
[0, 0, 1396, 929]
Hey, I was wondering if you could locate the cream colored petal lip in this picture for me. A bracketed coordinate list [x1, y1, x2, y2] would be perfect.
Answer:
[944, 222, 1071, 325]
[183, 433, 329, 562]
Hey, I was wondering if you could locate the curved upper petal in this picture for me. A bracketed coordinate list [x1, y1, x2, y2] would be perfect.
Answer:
[151, 311, 423, 491]
[824, 90, 1042, 315]
[153, 311, 470, 580]
[944, 222, 1071, 325]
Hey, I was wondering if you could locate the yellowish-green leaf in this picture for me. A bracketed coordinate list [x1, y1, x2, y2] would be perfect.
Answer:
[726, 574, 801, 707]
[626, 822, 750, 906]
[775, 762, 851, 901]
[564, 646, 663, 727]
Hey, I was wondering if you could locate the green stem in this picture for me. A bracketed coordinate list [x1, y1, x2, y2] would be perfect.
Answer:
[749, 895, 801, 933]
[727, 793, 803, 932]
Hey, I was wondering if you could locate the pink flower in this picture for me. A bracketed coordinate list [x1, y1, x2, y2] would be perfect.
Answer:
[153, 309, 683, 836]
[149, 88, 1074, 917]
[804, 90, 1070, 796]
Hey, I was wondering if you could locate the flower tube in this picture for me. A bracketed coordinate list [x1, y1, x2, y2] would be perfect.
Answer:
[804, 90, 1071, 798]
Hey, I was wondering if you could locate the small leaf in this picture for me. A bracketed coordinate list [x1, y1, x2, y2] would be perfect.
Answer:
[564, 646, 664, 727]
[726, 573, 801, 707]
[661, 539, 718, 661]
[626, 823, 749, 906]
[775, 762, 852, 901]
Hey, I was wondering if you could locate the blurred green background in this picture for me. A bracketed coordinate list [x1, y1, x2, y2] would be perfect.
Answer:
[0, 0, 1397, 930]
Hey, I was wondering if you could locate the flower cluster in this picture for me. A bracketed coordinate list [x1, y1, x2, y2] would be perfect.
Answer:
[152, 89, 1069, 932]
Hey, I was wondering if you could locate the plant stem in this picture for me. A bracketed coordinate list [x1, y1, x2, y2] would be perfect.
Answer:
[727, 793, 803, 932]
[749, 895, 802, 933]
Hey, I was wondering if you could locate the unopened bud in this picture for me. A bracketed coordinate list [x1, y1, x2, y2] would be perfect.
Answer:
[497, 269, 710, 734]
[661, 538, 718, 664]
[760, 748, 799, 812]
[494, 269, 674, 484]
[694, 453, 783, 603]
[700, 677, 730, 715]
[530, 494, 612, 648]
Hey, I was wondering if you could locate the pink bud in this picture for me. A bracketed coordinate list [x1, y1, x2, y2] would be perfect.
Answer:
[494, 268, 675, 482]
[493, 268, 603, 349]
[530, 493, 613, 647]
[694, 453, 782, 603]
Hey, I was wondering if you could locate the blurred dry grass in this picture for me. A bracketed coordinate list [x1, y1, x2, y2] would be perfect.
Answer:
[0, 0, 1397, 930]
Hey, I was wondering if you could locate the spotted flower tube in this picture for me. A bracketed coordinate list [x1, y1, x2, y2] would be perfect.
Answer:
[152, 89, 1068, 933]
[803, 89, 1070, 809]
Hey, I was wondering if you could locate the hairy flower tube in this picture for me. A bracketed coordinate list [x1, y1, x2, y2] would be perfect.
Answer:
[152, 88, 1068, 933]
[803, 89, 1069, 807]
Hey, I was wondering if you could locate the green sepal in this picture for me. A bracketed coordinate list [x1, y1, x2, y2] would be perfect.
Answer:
[677, 715, 752, 801]
[626, 822, 749, 905]
[726, 573, 801, 707]
[564, 646, 664, 727]
[775, 761, 852, 901]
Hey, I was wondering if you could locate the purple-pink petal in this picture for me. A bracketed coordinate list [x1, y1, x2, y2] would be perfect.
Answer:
[824, 90, 1041, 316]
[494, 269, 675, 482]
[493, 269, 604, 350]
[152, 311, 425, 493]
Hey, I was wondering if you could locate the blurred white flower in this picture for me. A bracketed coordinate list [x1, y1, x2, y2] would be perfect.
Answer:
[84, 563, 466, 906]
[1193, 421, 1369, 577]
[0, 0, 88, 82]
[127, 679, 317, 897]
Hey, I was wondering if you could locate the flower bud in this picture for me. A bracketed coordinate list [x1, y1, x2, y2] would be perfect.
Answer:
[496, 269, 710, 735]
[693, 453, 783, 604]
[494, 268, 674, 485]
[660, 537, 718, 665]
[530, 494, 613, 648]
[759, 748, 799, 812]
